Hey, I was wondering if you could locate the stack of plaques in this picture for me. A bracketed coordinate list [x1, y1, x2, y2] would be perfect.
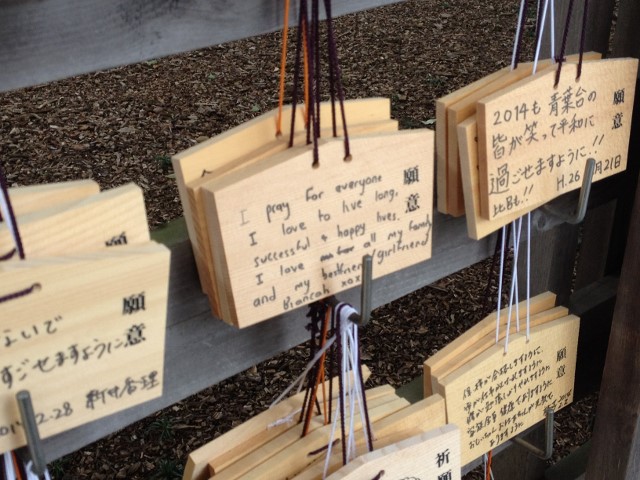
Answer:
[173, 99, 435, 328]
[184, 367, 453, 480]
[0, 180, 170, 453]
[423, 291, 580, 464]
[436, 54, 637, 240]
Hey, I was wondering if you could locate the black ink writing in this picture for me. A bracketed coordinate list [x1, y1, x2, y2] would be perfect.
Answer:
[85, 370, 159, 410]
[123, 292, 146, 315]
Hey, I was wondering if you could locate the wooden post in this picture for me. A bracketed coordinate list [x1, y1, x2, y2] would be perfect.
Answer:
[540, 0, 615, 57]
[585, 1, 640, 475]
[611, 0, 640, 60]
[585, 147, 640, 480]
[510, 2, 619, 478]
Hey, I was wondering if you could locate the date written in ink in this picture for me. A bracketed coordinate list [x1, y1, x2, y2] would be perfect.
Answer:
[0, 401, 73, 437]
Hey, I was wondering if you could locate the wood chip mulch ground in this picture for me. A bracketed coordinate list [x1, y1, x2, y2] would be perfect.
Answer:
[0, 1, 601, 478]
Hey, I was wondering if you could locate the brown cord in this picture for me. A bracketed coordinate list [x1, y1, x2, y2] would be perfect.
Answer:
[555, 0, 588, 86]
[577, 0, 589, 79]
[276, 0, 291, 136]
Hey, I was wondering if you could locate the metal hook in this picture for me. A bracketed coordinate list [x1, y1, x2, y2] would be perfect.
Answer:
[511, 407, 554, 459]
[536, 158, 595, 230]
[358, 254, 373, 327]
[325, 254, 373, 327]
[16, 390, 47, 478]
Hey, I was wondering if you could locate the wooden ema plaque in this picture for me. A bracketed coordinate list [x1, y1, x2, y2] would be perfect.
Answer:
[185, 118, 398, 317]
[436, 64, 509, 214]
[0, 242, 170, 452]
[478, 58, 638, 220]
[184, 368, 374, 480]
[209, 393, 447, 480]
[439, 52, 601, 218]
[424, 292, 557, 396]
[431, 307, 569, 397]
[203, 129, 434, 328]
[211, 388, 411, 480]
[457, 115, 548, 239]
[294, 395, 448, 480]
[7, 180, 100, 217]
[172, 98, 395, 314]
[0, 183, 150, 257]
[441, 315, 579, 465]
[445, 57, 558, 217]
[326, 424, 460, 480]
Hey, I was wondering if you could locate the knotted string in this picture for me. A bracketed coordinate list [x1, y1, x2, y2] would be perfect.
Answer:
[323, 302, 371, 477]
[268, 300, 372, 479]
[289, 0, 351, 166]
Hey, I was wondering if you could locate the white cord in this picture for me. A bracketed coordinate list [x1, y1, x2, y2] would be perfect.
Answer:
[267, 408, 302, 429]
[526, 212, 532, 340]
[514, 228, 521, 333]
[269, 334, 337, 408]
[25, 460, 51, 480]
[322, 306, 369, 478]
[324, 384, 341, 478]
[4, 452, 15, 480]
[504, 218, 523, 354]
[495, 226, 507, 344]
[483, 454, 488, 480]
[533, 0, 551, 73]
[346, 325, 370, 457]
[0, 190, 20, 256]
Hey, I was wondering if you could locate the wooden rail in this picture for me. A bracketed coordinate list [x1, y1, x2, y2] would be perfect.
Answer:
[39, 213, 494, 462]
[0, 0, 403, 94]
